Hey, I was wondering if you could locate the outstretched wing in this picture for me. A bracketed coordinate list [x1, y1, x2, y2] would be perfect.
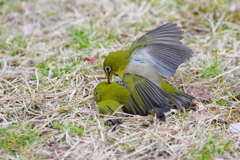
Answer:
[122, 73, 171, 120]
[130, 22, 183, 51]
[129, 22, 193, 78]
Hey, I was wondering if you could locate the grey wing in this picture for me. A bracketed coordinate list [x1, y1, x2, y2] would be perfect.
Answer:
[144, 44, 192, 78]
[130, 22, 184, 50]
[130, 22, 193, 78]
[122, 74, 171, 116]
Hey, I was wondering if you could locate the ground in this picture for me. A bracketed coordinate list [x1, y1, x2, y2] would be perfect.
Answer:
[0, 0, 240, 159]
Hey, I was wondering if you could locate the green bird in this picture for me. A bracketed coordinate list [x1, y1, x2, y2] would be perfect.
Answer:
[103, 22, 194, 109]
[94, 73, 173, 124]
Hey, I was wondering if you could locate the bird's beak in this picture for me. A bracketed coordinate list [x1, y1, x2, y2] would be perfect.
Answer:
[107, 73, 112, 84]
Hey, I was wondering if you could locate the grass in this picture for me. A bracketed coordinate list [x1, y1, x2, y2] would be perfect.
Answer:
[0, 0, 239, 159]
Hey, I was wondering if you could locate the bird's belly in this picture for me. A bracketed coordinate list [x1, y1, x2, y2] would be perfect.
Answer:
[124, 58, 160, 85]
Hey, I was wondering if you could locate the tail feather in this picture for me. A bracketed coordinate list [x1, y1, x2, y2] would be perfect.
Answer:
[158, 79, 195, 110]
[168, 92, 194, 109]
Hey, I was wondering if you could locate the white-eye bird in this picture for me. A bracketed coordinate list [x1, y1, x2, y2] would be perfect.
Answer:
[94, 73, 173, 124]
[103, 22, 194, 110]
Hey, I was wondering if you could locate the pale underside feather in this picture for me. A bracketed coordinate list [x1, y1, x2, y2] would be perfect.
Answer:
[148, 44, 192, 78]
[129, 22, 193, 78]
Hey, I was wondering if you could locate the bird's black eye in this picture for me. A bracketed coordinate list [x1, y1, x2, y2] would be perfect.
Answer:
[105, 66, 111, 72]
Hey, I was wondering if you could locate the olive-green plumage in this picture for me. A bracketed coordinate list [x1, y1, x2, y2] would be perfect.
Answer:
[94, 73, 173, 124]
[103, 22, 194, 109]
[94, 82, 129, 124]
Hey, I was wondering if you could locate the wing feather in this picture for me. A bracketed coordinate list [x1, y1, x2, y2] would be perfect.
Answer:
[129, 22, 193, 78]
[131, 44, 193, 78]
[130, 22, 184, 51]
[122, 74, 171, 117]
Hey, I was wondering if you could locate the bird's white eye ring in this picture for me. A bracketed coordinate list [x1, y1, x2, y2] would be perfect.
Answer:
[105, 66, 111, 72]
